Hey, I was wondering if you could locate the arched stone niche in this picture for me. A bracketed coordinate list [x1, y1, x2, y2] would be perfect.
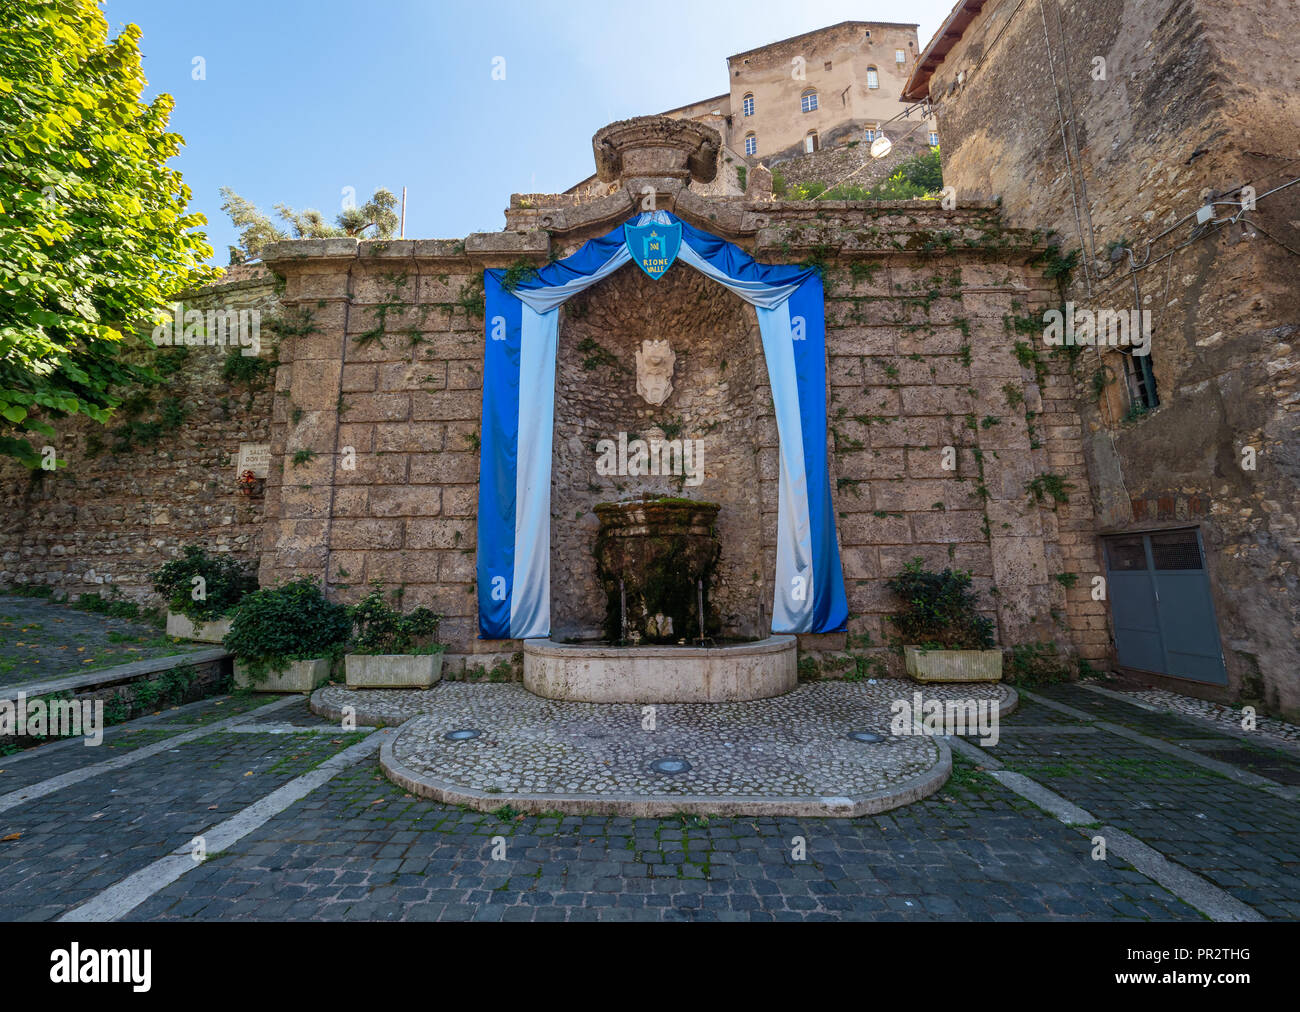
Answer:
[550, 262, 769, 642]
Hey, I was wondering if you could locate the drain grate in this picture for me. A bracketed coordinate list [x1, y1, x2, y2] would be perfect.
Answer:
[846, 731, 884, 743]
[649, 757, 692, 774]
[443, 728, 482, 742]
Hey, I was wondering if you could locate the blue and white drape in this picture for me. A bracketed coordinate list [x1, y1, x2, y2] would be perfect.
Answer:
[477, 211, 848, 639]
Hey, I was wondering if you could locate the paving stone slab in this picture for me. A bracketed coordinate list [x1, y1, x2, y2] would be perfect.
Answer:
[122, 756, 1206, 922]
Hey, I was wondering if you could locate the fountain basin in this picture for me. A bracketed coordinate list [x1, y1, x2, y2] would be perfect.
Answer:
[523, 635, 797, 703]
[593, 497, 722, 645]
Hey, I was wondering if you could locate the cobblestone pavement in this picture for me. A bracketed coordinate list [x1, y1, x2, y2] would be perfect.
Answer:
[385, 682, 1015, 806]
[1120, 686, 1300, 745]
[0, 681, 1295, 922]
[0, 596, 204, 687]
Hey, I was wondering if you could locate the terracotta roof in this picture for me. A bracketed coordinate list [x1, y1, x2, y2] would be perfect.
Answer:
[901, 0, 988, 101]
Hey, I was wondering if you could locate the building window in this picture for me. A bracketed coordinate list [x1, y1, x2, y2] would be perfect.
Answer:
[800, 89, 818, 113]
[895, 49, 906, 64]
[804, 130, 819, 153]
[866, 67, 879, 89]
[744, 132, 757, 156]
[1121, 350, 1160, 416]
[864, 128, 876, 142]
[742, 93, 754, 117]
[824, 61, 832, 72]
[928, 132, 939, 146]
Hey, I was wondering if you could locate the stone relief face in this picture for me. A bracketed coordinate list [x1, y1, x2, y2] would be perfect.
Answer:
[635, 339, 675, 406]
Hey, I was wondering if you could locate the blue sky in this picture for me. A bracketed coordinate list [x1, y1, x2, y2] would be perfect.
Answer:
[103, 0, 954, 264]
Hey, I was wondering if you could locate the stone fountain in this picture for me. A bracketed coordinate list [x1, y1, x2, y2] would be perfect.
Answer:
[519, 115, 797, 704]
[593, 496, 721, 645]
[524, 497, 795, 704]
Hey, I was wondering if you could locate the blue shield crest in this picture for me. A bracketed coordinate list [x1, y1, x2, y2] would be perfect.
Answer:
[624, 221, 682, 280]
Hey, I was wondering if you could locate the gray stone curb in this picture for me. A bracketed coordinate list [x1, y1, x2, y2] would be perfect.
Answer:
[1095, 721, 1300, 801]
[1097, 826, 1265, 923]
[224, 722, 378, 734]
[1016, 688, 1094, 721]
[309, 685, 409, 726]
[1, 648, 229, 703]
[0, 693, 233, 767]
[314, 679, 1021, 729]
[949, 733, 1267, 922]
[0, 695, 298, 815]
[1020, 688, 1299, 799]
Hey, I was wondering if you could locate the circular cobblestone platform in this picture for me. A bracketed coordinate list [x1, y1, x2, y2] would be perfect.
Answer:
[310, 681, 1018, 817]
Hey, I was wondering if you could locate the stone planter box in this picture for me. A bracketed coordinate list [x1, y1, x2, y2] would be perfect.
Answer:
[905, 646, 1002, 683]
[344, 652, 443, 689]
[234, 657, 330, 693]
[166, 611, 232, 644]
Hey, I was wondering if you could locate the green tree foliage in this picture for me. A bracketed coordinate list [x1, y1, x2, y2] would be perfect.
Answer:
[0, 0, 216, 467]
[218, 188, 285, 267]
[220, 186, 400, 263]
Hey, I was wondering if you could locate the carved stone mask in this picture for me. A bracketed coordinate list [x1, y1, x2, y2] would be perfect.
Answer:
[635, 339, 675, 406]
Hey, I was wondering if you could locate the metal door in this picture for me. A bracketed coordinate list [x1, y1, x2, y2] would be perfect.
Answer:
[1102, 529, 1227, 685]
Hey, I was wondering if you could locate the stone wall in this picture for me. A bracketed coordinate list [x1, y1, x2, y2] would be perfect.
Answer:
[754, 202, 1101, 668]
[1, 113, 1113, 688]
[767, 128, 934, 191]
[0, 268, 278, 601]
[259, 238, 507, 672]
[257, 187, 1101, 678]
[916, 0, 1300, 716]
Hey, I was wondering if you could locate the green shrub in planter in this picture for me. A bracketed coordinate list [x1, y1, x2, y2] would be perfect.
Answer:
[885, 557, 994, 649]
[151, 546, 257, 623]
[344, 588, 444, 688]
[225, 578, 351, 681]
[348, 587, 442, 655]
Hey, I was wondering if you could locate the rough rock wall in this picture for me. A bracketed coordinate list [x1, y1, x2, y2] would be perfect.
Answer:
[260, 240, 491, 669]
[0, 270, 278, 601]
[758, 206, 1100, 670]
[766, 129, 934, 191]
[925, 0, 1300, 715]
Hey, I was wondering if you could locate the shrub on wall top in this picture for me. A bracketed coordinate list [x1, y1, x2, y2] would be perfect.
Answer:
[348, 586, 442, 656]
[886, 557, 995, 650]
[224, 578, 350, 680]
[151, 546, 258, 622]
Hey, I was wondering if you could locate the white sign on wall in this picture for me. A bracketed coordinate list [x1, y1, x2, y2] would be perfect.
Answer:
[236, 442, 270, 478]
